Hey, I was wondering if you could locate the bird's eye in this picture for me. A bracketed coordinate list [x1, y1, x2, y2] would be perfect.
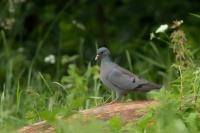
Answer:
[100, 51, 104, 54]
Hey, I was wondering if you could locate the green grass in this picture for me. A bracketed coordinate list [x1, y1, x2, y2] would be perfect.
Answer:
[0, 2, 200, 132]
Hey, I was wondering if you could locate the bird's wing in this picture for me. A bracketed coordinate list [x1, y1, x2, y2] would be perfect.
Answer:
[115, 65, 138, 77]
[106, 65, 148, 91]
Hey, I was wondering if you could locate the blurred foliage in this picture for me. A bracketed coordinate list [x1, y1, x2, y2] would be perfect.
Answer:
[0, 0, 200, 132]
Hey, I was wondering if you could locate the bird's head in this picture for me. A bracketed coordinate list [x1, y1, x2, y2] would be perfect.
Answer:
[95, 47, 111, 60]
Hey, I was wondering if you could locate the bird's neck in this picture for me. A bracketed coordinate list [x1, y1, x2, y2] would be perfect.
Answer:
[101, 56, 112, 64]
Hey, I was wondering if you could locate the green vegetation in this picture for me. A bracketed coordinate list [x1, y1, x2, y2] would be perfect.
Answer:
[0, 0, 200, 132]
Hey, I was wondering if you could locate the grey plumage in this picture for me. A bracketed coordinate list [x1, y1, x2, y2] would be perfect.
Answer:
[95, 47, 161, 99]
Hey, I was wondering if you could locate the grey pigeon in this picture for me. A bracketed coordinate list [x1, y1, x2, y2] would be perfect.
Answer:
[95, 47, 161, 99]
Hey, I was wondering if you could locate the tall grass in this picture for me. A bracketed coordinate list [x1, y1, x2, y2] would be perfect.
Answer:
[0, 1, 200, 131]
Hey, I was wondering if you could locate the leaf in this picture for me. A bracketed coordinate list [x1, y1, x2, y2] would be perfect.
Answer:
[108, 116, 122, 130]
[189, 13, 200, 18]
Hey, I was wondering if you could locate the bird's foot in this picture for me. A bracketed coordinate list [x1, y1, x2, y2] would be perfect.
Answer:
[105, 99, 119, 105]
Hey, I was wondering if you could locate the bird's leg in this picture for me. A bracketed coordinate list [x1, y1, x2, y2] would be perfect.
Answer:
[116, 92, 125, 102]
[106, 92, 121, 105]
[104, 92, 117, 105]
[116, 92, 121, 101]
[111, 91, 115, 100]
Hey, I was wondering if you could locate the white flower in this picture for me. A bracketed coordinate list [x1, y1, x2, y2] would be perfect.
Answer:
[44, 54, 55, 64]
[1, 18, 15, 30]
[177, 20, 183, 25]
[193, 67, 200, 75]
[155, 24, 168, 33]
[171, 20, 184, 29]
[150, 32, 155, 40]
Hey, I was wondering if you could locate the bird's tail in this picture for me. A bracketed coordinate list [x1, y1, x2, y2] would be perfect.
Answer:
[134, 83, 162, 92]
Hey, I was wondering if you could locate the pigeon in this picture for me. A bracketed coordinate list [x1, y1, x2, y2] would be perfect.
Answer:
[95, 47, 161, 100]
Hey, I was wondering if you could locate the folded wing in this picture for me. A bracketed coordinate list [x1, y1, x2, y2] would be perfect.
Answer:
[106, 65, 161, 92]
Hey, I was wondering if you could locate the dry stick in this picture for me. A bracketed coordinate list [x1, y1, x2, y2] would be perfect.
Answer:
[18, 100, 158, 133]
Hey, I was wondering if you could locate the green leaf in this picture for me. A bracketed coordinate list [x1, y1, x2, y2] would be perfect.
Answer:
[108, 116, 122, 130]
[190, 13, 200, 18]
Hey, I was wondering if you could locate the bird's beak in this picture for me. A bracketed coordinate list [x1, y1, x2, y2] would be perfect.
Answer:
[95, 54, 100, 60]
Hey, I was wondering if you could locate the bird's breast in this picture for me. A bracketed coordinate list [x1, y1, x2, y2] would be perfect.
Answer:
[100, 64, 111, 79]
[100, 64, 117, 91]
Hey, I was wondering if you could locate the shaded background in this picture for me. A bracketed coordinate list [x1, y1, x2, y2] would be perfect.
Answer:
[0, 0, 200, 88]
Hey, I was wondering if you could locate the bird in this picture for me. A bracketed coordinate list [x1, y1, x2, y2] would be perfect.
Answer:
[95, 47, 161, 101]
